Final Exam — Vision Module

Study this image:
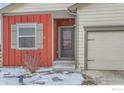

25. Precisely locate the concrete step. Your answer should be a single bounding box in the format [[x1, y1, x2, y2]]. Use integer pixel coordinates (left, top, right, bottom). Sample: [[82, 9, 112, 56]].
[[53, 63, 76, 71], [54, 60, 75, 64]]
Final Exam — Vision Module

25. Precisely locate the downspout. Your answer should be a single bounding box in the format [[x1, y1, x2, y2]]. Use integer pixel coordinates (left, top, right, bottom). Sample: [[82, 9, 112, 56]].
[[68, 8, 79, 69]]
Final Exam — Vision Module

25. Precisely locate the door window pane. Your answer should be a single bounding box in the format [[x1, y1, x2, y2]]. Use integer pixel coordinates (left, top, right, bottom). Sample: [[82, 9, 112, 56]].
[[62, 40, 72, 49], [63, 31, 72, 40]]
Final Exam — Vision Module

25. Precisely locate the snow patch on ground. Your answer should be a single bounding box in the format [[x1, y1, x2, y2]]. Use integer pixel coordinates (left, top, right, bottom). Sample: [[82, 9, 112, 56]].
[[0, 67, 84, 85]]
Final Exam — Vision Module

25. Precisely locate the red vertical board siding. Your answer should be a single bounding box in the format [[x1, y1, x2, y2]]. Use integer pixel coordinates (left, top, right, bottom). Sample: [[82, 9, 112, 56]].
[[47, 15, 52, 66], [3, 16, 9, 66], [54, 20, 58, 60], [3, 14, 52, 67], [54, 19, 75, 60], [9, 16, 15, 66], [15, 16, 22, 66]]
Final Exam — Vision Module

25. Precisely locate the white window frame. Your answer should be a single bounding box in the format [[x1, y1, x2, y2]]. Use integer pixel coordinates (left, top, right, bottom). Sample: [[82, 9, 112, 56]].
[[17, 23, 37, 50]]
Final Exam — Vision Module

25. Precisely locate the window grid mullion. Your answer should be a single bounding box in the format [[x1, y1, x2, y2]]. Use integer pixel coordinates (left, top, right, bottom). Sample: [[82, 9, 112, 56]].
[[18, 35, 36, 37]]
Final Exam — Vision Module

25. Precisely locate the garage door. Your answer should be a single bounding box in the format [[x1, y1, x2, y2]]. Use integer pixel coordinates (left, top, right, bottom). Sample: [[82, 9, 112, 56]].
[[88, 31, 124, 70]]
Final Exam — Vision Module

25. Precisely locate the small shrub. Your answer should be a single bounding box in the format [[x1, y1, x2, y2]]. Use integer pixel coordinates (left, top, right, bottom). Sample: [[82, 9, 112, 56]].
[[22, 53, 41, 73]]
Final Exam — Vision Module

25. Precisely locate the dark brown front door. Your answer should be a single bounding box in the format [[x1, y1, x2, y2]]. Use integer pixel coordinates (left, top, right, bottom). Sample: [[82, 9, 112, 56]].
[[60, 27, 74, 59]]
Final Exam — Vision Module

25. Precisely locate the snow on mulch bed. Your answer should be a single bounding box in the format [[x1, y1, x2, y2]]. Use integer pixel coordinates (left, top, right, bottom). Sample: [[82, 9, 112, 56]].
[[0, 67, 84, 85]]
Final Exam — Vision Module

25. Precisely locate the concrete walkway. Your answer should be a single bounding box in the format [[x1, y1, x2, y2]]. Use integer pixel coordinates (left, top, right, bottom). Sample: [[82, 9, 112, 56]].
[[84, 70, 124, 85]]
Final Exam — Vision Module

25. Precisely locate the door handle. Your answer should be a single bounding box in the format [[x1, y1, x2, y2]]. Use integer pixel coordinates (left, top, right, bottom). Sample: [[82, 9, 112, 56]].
[[88, 60, 95, 61], [88, 39, 95, 41]]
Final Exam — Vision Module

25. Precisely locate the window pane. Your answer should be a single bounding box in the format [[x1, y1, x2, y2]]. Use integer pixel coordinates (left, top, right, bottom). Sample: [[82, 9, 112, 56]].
[[19, 37, 35, 48], [19, 27, 35, 35], [61, 28, 73, 40]]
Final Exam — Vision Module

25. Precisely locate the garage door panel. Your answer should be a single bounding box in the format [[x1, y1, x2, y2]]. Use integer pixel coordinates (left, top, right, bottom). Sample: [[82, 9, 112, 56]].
[[88, 42, 124, 48], [88, 56, 124, 62], [89, 47, 124, 58], [88, 39, 124, 48], [88, 60, 124, 70], [88, 48, 124, 59], [88, 31, 124, 38], [88, 31, 124, 70]]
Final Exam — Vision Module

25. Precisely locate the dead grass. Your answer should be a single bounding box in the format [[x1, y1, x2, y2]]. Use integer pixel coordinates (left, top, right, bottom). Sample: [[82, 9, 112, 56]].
[[82, 74, 97, 85]]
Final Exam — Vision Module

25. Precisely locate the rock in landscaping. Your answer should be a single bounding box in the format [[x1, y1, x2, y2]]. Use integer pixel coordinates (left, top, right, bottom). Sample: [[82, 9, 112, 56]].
[[18, 75, 24, 84], [4, 73, 10, 76], [4, 75, 16, 78], [82, 80, 97, 85], [43, 71, 55, 75], [63, 71, 74, 75], [52, 77, 63, 82], [25, 74, 32, 78], [54, 70, 63, 74], [34, 81, 45, 85], [81, 74, 97, 85]]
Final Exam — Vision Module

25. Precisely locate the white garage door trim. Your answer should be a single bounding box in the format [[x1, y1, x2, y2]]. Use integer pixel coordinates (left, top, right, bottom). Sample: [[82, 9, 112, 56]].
[[84, 26, 124, 70], [85, 25, 124, 31]]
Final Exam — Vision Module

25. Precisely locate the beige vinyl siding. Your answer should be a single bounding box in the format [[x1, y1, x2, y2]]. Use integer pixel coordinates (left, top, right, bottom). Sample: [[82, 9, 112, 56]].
[[76, 14, 85, 68], [76, 3, 124, 69], [6, 3, 74, 13], [78, 3, 124, 25]]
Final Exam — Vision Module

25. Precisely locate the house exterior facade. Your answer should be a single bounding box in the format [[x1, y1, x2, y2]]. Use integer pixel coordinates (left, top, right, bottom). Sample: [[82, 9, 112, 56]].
[[1, 3, 124, 70]]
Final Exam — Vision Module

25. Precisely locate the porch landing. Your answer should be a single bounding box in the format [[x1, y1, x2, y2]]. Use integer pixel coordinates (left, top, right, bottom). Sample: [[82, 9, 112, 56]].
[[53, 60, 75, 71]]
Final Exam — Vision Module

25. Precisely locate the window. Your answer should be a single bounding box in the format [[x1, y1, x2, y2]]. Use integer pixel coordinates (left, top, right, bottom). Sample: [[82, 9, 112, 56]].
[[17, 23, 37, 49]]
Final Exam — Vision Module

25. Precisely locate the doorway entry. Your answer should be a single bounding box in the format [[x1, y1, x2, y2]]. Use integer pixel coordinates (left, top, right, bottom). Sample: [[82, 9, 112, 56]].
[[59, 26, 75, 60]]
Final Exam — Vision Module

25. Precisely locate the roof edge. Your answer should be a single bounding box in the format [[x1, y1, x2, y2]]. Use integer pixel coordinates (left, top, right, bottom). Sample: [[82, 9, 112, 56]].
[[68, 3, 83, 12], [0, 3, 80, 14], [0, 3, 24, 13]]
